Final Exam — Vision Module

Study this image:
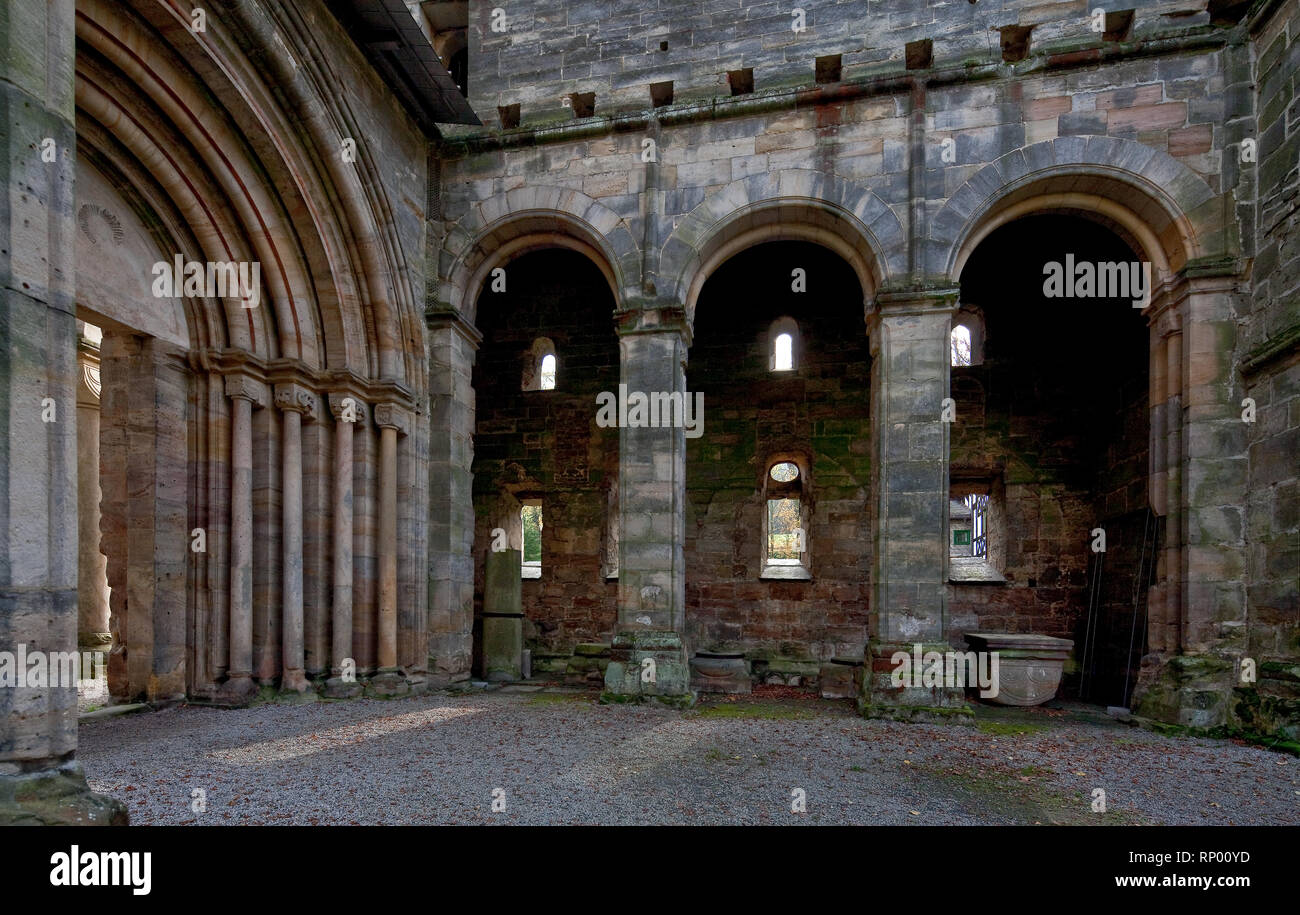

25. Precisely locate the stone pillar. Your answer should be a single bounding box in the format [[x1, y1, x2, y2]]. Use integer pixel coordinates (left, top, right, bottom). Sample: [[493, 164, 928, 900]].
[[860, 287, 971, 722], [325, 392, 363, 698], [603, 302, 692, 703], [370, 402, 409, 696], [274, 383, 315, 694], [482, 549, 523, 680], [425, 311, 479, 686], [1133, 263, 1249, 728], [76, 337, 110, 648], [0, 0, 126, 824], [219, 374, 264, 703]]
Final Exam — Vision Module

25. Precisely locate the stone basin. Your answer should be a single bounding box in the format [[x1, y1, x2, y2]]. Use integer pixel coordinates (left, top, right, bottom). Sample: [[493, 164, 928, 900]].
[[690, 650, 750, 694], [963, 631, 1074, 707]]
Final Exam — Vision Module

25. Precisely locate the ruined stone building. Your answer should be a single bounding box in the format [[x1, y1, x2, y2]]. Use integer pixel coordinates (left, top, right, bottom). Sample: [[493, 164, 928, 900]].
[[2, 0, 1297, 822]]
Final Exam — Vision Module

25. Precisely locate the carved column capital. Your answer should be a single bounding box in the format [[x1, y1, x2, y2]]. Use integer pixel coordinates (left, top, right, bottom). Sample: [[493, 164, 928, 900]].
[[273, 383, 318, 420], [374, 403, 410, 434], [327, 391, 367, 423], [224, 373, 267, 408]]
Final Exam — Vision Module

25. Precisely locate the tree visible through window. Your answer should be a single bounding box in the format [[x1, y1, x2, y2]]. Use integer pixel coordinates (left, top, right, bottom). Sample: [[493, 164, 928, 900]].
[[767, 498, 801, 558], [521, 501, 542, 577], [763, 461, 808, 577]]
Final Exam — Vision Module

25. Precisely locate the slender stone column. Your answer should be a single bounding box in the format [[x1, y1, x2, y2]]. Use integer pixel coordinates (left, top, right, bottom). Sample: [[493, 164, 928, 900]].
[[603, 301, 692, 702], [274, 383, 315, 693], [860, 286, 970, 722], [370, 403, 409, 696], [220, 375, 265, 703], [325, 392, 363, 698], [76, 337, 110, 648]]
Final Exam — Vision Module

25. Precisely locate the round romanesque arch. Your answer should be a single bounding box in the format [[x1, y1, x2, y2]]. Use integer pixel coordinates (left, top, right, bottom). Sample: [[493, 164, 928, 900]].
[[441, 186, 641, 324], [70, 0, 434, 704], [661, 170, 904, 322], [933, 136, 1217, 282]]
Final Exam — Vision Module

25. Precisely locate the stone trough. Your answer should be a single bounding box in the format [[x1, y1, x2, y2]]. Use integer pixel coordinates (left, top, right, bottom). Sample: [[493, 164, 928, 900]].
[[963, 632, 1074, 707]]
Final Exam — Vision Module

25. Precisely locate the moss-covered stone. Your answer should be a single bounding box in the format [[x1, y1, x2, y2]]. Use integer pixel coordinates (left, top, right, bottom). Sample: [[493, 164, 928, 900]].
[[0, 762, 128, 826]]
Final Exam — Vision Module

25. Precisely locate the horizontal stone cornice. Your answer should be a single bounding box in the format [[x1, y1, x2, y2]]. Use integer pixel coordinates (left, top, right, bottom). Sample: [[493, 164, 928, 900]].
[[425, 304, 484, 348], [198, 349, 417, 412]]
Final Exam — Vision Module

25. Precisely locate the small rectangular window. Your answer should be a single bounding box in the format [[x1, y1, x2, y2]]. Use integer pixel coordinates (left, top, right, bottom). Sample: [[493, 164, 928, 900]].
[[953, 529, 971, 546], [521, 500, 542, 579]]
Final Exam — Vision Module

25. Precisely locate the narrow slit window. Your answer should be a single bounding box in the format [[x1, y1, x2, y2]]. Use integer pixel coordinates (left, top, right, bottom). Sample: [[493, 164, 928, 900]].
[[521, 501, 542, 579], [769, 317, 799, 372], [539, 353, 556, 390], [774, 333, 793, 371], [951, 324, 972, 367]]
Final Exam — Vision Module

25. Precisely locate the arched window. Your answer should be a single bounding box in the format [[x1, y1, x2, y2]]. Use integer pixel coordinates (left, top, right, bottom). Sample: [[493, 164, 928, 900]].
[[522, 338, 557, 391], [951, 305, 986, 366], [769, 317, 799, 372], [951, 324, 972, 367], [761, 459, 811, 579]]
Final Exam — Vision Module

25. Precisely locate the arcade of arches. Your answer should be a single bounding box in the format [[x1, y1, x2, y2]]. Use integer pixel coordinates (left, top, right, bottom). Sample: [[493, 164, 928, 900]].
[[2, 0, 1297, 824]]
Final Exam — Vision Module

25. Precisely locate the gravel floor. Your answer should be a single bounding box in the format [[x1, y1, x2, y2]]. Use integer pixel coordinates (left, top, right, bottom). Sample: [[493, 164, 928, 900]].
[[76, 689, 1300, 825]]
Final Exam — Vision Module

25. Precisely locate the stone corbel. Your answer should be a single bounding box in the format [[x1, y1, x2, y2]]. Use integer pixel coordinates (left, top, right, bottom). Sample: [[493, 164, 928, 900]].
[[374, 403, 411, 435], [224, 373, 267, 408], [274, 382, 318, 421]]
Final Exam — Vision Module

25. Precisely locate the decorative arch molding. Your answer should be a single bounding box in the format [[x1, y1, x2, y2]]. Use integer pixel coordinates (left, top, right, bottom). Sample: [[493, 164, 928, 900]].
[[933, 136, 1218, 281], [75, 0, 425, 389], [442, 186, 639, 325], [661, 170, 904, 321]]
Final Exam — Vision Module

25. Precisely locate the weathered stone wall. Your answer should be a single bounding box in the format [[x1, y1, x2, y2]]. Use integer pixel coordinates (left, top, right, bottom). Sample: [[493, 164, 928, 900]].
[[686, 242, 872, 665], [1240, 1, 1300, 737], [442, 8, 1232, 299], [470, 250, 621, 660], [467, 0, 1220, 129]]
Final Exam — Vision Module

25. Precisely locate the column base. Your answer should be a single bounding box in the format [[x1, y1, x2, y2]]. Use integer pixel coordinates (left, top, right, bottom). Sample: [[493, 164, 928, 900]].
[[323, 676, 364, 699], [365, 669, 411, 698], [213, 674, 258, 707], [602, 631, 694, 705], [0, 760, 128, 826], [276, 671, 319, 703], [857, 640, 974, 724]]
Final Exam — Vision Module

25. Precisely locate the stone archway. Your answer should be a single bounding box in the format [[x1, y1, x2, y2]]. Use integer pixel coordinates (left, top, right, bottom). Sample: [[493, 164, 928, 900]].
[[661, 169, 903, 324], [939, 143, 1250, 727]]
